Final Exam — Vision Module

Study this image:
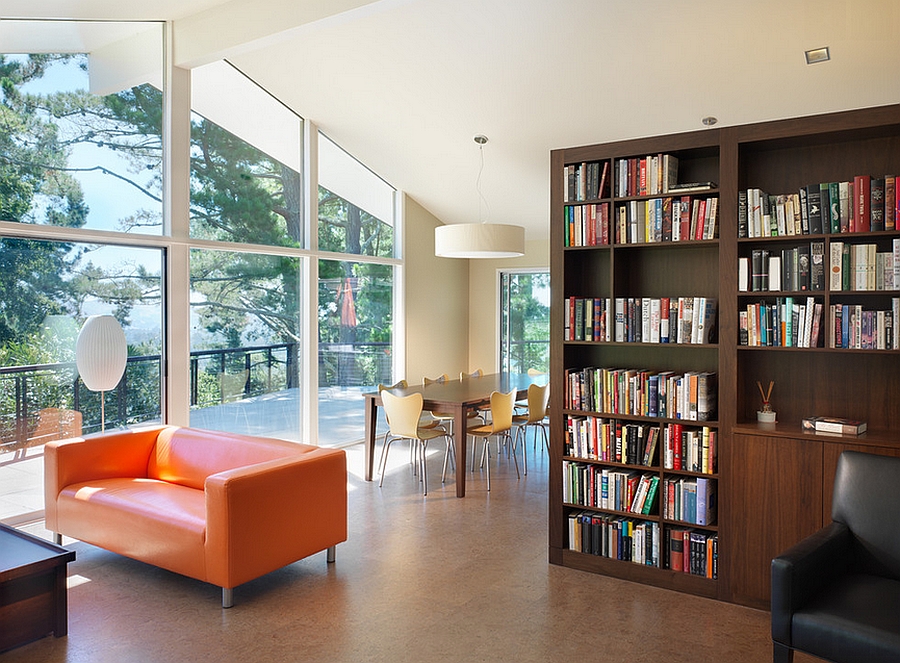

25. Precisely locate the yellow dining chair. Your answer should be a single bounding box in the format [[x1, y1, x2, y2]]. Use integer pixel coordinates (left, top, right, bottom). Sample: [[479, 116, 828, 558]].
[[378, 381, 438, 473], [466, 390, 517, 491], [460, 368, 491, 423], [379, 390, 451, 496], [511, 382, 550, 475]]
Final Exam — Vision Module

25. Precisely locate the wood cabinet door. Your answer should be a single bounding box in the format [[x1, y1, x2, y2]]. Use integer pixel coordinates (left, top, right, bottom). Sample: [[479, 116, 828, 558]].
[[727, 432, 823, 609]]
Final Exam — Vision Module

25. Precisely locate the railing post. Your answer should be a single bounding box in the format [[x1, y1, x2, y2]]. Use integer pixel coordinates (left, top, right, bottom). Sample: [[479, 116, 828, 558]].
[[118, 367, 127, 426], [244, 352, 251, 397]]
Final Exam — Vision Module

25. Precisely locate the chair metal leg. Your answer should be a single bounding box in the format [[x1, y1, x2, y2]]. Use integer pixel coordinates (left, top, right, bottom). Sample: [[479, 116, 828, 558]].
[[484, 437, 491, 491], [508, 431, 520, 479], [379, 435, 399, 487]]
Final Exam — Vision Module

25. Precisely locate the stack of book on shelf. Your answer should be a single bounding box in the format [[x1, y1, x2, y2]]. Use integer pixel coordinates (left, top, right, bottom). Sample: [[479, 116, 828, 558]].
[[801, 416, 868, 435], [739, 175, 900, 238], [562, 463, 660, 516], [663, 476, 717, 526], [564, 161, 609, 202], [829, 301, 898, 349], [565, 296, 716, 344], [564, 418, 659, 464], [565, 367, 718, 422], [615, 154, 680, 197], [564, 203, 609, 247], [568, 513, 660, 567], [829, 239, 900, 291], [616, 195, 718, 243], [564, 297, 611, 341], [667, 528, 717, 579], [739, 242, 826, 292], [740, 296, 823, 348]]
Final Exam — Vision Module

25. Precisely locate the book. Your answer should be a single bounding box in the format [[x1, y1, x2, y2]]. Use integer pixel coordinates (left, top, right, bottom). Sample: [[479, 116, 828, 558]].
[[801, 416, 868, 435]]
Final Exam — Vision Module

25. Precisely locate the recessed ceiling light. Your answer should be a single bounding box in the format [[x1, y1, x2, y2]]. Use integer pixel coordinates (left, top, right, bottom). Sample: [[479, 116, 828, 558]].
[[702, 116, 718, 127], [805, 47, 830, 65]]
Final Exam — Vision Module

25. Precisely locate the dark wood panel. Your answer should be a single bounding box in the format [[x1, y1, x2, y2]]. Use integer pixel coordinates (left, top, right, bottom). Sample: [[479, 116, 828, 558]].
[[727, 433, 823, 608]]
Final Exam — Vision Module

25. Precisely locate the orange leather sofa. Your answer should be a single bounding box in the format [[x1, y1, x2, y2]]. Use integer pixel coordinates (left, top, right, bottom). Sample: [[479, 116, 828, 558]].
[[44, 425, 347, 607]]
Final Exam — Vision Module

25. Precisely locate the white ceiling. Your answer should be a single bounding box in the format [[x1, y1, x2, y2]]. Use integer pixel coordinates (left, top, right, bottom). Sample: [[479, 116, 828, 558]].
[[7, 0, 900, 240]]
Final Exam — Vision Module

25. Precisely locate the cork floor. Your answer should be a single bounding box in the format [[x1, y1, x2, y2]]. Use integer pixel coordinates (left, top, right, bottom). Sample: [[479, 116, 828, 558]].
[[5, 438, 818, 663]]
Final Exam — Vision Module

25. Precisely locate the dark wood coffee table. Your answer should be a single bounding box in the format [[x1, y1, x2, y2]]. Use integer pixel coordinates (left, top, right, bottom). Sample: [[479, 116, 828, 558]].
[[0, 523, 76, 652]]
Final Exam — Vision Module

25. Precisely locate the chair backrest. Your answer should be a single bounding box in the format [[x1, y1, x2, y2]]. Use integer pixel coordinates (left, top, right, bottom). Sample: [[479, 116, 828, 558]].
[[381, 390, 425, 439], [378, 381, 408, 426], [379, 380, 408, 392], [832, 450, 900, 578], [525, 383, 550, 423], [423, 374, 448, 386], [489, 390, 516, 433], [460, 368, 483, 380]]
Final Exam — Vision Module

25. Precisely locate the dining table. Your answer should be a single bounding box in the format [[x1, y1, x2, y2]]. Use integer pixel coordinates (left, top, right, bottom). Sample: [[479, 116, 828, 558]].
[[363, 372, 545, 497]]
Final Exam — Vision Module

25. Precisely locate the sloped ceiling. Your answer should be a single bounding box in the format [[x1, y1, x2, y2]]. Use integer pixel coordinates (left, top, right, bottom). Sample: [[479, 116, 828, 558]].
[[6, 0, 900, 239]]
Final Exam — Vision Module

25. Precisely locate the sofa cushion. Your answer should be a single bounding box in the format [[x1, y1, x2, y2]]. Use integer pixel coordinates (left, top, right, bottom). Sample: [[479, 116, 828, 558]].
[[147, 426, 316, 490], [58, 477, 208, 580], [792, 573, 900, 663]]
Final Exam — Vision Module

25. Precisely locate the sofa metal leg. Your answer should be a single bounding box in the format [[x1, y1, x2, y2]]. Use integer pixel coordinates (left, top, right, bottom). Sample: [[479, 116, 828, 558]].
[[54, 532, 62, 545], [222, 587, 234, 609], [326, 545, 336, 563], [773, 642, 793, 663]]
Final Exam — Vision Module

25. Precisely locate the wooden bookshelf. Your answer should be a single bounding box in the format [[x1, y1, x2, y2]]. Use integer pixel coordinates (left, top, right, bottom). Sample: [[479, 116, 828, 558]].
[[549, 104, 900, 608]]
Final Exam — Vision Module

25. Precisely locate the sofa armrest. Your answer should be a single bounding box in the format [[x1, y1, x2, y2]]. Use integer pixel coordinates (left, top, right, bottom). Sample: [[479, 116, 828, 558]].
[[771, 521, 852, 646], [43, 426, 166, 531], [204, 447, 347, 589]]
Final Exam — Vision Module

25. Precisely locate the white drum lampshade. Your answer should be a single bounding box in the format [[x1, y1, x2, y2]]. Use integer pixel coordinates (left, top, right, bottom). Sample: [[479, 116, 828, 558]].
[[76, 315, 127, 392], [434, 222, 525, 258]]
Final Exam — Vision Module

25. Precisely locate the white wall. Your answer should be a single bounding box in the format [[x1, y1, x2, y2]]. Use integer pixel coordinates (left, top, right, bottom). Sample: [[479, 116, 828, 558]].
[[404, 197, 469, 383], [466, 238, 550, 373]]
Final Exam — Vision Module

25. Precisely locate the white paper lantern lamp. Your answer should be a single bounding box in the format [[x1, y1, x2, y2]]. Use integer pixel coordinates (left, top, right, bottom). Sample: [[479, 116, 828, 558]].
[[76, 315, 127, 431]]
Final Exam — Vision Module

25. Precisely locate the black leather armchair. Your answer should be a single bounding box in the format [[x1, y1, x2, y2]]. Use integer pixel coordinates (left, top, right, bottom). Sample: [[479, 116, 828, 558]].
[[771, 450, 900, 663]]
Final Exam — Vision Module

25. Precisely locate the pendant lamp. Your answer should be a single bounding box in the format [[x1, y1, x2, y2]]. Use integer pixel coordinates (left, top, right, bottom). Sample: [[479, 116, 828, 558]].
[[76, 315, 127, 432], [435, 135, 525, 258]]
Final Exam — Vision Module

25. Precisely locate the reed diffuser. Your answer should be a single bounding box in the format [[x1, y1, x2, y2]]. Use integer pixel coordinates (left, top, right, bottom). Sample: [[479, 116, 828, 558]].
[[757, 380, 776, 423]]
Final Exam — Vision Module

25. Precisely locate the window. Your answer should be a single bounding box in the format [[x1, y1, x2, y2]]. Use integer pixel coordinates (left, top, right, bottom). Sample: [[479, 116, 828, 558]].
[[0, 23, 404, 524], [317, 260, 393, 446], [190, 61, 304, 247], [500, 271, 550, 374], [0, 238, 163, 520], [189, 249, 301, 439], [0, 24, 164, 234]]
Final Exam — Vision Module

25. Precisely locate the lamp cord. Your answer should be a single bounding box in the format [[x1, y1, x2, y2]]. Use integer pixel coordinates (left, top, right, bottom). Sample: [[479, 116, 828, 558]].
[[476, 141, 490, 225]]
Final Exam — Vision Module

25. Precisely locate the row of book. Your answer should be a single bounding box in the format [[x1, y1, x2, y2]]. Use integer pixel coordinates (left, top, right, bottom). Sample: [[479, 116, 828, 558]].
[[563, 161, 609, 202], [740, 240, 900, 293], [563, 203, 609, 247], [566, 513, 718, 578], [568, 513, 661, 567], [739, 176, 900, 238], [564, 296, 717, 344], [740, 242, 826, 293], [662, 476, 717, 526], [563, 463, 660, 515], [831, 241, 900, 291], [615, 196, 718, 244], [829, 302, 899, 350], [740, 297, 823, 348], [614, 154, 680, 197], [564, 417, 717, 475], [565, 367, 718, 422]]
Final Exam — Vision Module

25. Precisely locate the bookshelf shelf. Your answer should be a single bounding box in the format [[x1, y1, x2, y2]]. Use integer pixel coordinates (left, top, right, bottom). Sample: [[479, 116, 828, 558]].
[[551, 103, 900, 608]]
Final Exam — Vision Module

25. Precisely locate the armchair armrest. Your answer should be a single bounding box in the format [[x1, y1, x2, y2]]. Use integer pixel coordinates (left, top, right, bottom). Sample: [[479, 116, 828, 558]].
[[43, 426, 165, 531], [204, 447, 347, 589], [771, 521, 852, 645]]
